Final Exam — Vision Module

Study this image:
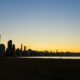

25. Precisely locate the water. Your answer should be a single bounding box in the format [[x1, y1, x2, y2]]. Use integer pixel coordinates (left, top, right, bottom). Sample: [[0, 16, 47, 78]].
[[18, 56, 80, 59]]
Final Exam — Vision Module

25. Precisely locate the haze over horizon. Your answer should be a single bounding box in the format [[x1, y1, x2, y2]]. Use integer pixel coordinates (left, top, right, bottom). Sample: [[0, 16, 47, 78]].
[[0, 0, 80, 52]]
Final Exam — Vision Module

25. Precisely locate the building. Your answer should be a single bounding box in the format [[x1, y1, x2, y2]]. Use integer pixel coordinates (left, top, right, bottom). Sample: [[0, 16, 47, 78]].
[[8, 40, 12, 49], [6, 40, 13, 56], [12, 44, 16, 56], [0, 44, 5, 56], [24, 46, 26, 51]]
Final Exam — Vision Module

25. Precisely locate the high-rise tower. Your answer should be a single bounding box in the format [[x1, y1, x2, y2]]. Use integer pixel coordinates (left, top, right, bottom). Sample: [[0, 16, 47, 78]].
[[21, 44, 23, 51], [8, 40, 12, 49]]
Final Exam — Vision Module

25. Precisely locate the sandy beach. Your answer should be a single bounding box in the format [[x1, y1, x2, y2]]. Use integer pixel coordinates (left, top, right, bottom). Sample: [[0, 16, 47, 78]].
[[0, 58, 80, 80]]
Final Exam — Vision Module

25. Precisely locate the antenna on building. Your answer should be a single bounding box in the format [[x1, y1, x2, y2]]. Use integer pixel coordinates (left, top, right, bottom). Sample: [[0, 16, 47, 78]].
[[0, 34, 1, 44]]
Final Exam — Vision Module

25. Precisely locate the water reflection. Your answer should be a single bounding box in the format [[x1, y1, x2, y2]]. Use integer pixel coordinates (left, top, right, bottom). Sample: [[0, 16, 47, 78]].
[[18, 56, 80, 59]]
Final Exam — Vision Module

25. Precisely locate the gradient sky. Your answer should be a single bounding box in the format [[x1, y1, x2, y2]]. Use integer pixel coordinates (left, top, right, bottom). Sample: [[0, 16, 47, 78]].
[[0, 0, 80, 52]]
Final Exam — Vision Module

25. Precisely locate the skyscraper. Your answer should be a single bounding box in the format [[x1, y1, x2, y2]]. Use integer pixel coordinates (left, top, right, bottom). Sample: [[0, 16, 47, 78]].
[[21, 44, 23, 51], [6, 40, 13, 56], [8, 40, 12, 49], [24, 46, 26, 51], [0, 44, 5, 56], [12, 44, 16, 56]]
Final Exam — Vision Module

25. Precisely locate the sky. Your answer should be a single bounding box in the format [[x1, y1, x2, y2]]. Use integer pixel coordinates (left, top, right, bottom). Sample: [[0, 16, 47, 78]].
[[0, 0, 80, 52]]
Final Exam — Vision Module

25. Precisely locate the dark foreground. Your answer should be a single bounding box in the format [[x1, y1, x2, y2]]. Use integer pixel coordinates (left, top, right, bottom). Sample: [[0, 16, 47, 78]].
[[0, 58, 80, 80]]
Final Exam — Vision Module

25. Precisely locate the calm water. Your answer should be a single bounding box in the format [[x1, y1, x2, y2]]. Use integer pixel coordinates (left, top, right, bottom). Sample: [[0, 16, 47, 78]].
[[18, 56, 80, 59]]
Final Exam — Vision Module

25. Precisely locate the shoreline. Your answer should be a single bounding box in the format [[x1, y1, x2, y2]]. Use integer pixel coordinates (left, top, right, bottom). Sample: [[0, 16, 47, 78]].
[[1, 56, 80, 60]]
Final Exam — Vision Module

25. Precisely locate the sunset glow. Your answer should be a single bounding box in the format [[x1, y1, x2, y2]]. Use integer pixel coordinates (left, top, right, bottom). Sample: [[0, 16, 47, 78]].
[[0, 0, 80, 52]]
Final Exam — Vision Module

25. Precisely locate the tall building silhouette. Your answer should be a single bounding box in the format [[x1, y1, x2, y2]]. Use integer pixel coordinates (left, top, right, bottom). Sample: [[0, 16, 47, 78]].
[[6, 40, 13, 56], [24, 46, 26, 51], [8, 40, 12, 49], [21, 44, 23, 51], [0, 44, 5, 56], [12, 44, 15, 51], [0, 35, 5, 56], [12, 44, 16, 56]]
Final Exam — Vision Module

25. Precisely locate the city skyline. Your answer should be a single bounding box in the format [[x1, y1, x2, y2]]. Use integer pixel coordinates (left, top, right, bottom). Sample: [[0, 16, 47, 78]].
[[0, 0, 80, 52], [1, 39, 80, 57], [0, 35, 80, 53]]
